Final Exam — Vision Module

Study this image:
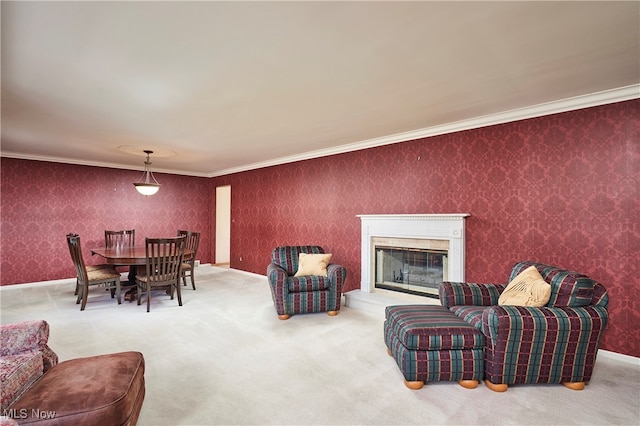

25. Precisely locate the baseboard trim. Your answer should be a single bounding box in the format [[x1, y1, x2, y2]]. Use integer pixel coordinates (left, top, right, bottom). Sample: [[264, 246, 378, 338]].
[[598, 349, 640, 365], [0, 277, 77, 290]]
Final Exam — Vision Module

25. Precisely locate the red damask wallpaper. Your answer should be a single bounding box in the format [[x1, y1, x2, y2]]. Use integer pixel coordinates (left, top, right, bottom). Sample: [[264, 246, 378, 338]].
[[213, 100, 639, 357], [0, 162, 212, 285], [1, 100, 638, 357]]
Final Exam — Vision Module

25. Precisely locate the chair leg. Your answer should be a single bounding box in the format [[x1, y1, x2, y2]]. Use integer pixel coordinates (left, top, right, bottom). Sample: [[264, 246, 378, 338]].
[[190, 271, 196, 290], [146, 283, 151, 312], [74, 280, 79, 296], [176, 280, 183, 307], [80, 284, 89, 311]]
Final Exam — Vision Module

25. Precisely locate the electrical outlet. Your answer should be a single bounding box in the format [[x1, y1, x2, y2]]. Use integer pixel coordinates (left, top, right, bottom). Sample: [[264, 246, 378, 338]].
[[194, 260, 200, 267]]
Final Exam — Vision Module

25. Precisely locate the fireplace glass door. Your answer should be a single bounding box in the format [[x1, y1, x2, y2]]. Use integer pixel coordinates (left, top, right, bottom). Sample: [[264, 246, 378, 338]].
[[375, 246, 448, 297]]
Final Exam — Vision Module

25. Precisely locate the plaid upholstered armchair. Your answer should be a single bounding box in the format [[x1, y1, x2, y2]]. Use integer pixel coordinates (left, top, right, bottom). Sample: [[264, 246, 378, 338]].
[[267, 246, 347, 320], [440, 261, 609, 392]]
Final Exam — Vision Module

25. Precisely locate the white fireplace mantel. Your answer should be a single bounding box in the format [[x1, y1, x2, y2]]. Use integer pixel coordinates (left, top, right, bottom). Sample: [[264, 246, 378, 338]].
[[357, 214, 470, 293]]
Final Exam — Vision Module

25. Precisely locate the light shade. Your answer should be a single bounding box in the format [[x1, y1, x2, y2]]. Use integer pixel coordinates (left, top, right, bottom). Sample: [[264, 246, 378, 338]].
[[134, 150, 161, 195]]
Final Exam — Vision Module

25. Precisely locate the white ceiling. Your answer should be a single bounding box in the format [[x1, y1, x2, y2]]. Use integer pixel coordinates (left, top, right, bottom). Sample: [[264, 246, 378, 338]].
[[2, 1, 639, 177]]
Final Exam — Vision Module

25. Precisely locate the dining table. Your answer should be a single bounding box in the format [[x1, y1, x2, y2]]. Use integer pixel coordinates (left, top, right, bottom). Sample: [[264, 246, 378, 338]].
[[90, 246, 194, 267], [90, 245, 193, 300]]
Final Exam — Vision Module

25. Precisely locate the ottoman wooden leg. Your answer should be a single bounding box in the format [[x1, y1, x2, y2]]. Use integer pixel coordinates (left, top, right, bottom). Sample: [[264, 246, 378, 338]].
[[562, 381, 585, 390], [458, 379, 479, 389], [404, 379, 424, 390]]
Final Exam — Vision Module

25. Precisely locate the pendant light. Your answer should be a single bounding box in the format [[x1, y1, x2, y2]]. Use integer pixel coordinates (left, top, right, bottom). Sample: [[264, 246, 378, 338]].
[[133, 150, 161, 195]]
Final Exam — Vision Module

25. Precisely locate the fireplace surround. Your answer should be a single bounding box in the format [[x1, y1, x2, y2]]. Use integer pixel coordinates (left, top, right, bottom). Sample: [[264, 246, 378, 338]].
[[357, 214, 470, 298]]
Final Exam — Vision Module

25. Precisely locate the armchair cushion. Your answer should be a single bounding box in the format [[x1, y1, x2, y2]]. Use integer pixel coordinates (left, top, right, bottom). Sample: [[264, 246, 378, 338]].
[[288, 275, 330, 292], [294, 253, 332, 277], [498, 265, 551, 307], [449, 305, 486, 330]]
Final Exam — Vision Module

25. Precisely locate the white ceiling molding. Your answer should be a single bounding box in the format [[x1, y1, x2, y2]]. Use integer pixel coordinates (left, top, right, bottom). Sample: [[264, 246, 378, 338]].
[[3, 84, 637, 178], [0, 151, 212, 178], [209, 84, 640, 178]]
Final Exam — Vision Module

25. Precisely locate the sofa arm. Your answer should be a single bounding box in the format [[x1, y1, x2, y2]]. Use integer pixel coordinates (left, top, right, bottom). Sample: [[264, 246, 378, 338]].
[[267, 262, 290, 314], [481, 305, 609, 385], [267, 263, 289, 292], [439, 282, 505, 308], [0, 320, 49, 356], [0, 320, 58, 372], [327, 263, 347, 294]]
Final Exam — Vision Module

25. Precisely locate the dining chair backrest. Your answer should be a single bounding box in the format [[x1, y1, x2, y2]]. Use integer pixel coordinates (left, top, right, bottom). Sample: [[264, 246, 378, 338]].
[[177, 230, 201, 262], [144, 236, 186, 285], [105, 229, 135, 249], [66, 233, 88, 284]]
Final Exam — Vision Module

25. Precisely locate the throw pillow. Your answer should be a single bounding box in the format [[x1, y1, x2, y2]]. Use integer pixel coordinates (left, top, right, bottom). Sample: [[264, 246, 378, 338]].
[[294, 253, 332, 277], [498, 265, 552, 307]]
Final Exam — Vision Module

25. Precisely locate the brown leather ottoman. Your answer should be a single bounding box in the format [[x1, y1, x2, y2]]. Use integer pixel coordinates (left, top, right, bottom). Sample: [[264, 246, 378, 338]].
[[8, 351, 145, 425]]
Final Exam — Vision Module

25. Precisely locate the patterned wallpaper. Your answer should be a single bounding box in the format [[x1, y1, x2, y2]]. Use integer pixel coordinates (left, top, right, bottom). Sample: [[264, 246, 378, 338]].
[[1, 100, 638, 357], [0, 162, 211, 285], [213, 100, 639, 357]]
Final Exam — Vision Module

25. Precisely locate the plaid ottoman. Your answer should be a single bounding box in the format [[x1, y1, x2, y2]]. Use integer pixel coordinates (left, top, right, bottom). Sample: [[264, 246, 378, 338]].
[[384, 305, 484, 390]]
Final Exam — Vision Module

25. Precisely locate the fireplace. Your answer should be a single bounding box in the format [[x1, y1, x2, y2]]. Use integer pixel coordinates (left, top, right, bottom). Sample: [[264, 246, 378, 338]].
[[374, 241, 448, 297], [357, 214, 469, 299]]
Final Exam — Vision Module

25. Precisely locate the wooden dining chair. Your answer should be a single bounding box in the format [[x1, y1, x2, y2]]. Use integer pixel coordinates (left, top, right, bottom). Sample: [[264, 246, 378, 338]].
[[135, 236, 186, 312], [104, 229, 135, 249], [67, 233, 112, 297], [177, 230, 201, 290], [66, 234, 121, 310]]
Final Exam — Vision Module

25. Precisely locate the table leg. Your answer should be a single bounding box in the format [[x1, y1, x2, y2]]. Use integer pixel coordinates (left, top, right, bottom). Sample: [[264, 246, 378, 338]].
[[124, 266, 138, 302]]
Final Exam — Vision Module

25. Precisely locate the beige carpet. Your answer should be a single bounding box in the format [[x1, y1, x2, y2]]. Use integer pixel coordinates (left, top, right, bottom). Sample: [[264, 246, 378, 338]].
[[1, 266, 639, 426]]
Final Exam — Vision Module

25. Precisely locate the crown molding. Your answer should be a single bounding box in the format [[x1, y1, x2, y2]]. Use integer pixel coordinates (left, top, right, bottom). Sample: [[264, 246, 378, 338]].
[[210, 84, 639, 177], [2, 84, 638, 178], [0, 152, 212, 178]]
